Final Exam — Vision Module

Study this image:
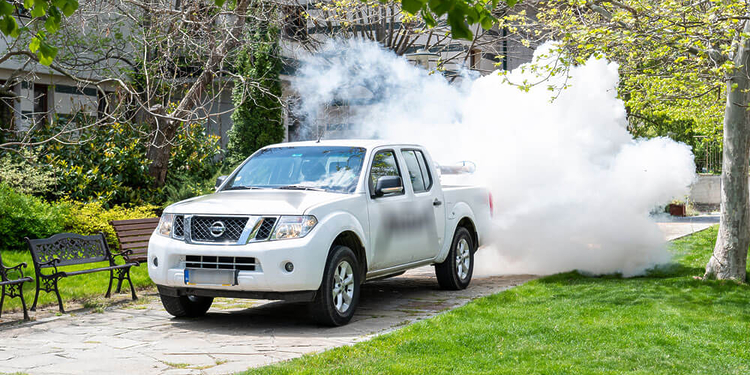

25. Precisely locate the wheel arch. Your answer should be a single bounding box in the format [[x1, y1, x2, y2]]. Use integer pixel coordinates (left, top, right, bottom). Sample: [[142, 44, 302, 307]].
[[457, 217, 479, 252], [331, 230, 367, 280]]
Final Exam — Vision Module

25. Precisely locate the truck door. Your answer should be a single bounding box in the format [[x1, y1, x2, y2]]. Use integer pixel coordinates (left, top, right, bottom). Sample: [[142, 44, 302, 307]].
[[401, 149, 446, 259], [366, 149, 422, 269]]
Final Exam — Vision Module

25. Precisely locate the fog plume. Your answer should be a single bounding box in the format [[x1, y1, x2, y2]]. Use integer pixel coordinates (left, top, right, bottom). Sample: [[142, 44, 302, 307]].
[[292, 39, 696, 277]]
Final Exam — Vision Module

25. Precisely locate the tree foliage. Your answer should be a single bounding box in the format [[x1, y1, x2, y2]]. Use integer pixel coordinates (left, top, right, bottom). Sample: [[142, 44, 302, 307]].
[[225, 26, 285, 166], [524, 0, 750, 280]]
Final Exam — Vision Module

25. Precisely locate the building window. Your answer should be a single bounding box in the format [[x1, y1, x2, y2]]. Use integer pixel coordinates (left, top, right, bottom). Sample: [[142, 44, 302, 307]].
[[470, 48, 481, 70]]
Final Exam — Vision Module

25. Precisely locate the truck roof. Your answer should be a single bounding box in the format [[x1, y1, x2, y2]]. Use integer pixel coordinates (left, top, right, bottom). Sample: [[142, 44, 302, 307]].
[[266, 139, 422, 150]]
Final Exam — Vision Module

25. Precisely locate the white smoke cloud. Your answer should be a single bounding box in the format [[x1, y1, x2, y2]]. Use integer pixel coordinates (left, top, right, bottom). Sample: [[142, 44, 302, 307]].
[[292, 39, 696, 277]]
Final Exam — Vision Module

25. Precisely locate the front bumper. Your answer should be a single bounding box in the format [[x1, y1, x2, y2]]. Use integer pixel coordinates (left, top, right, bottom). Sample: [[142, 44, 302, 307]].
[[147, 232, 328, 294]]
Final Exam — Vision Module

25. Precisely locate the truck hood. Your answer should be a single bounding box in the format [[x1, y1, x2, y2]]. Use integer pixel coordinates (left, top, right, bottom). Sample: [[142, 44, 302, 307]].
[[165, 190, 352, 216]]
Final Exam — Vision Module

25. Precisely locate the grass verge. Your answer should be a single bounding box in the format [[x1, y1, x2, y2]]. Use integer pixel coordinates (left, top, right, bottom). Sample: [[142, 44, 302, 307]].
[[1, 250, 152, 312], [244, 225, 750, 375]]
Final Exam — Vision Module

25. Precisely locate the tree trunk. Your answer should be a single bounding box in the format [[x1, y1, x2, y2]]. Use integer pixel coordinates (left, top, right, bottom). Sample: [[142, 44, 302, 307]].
[[146, 105, 176, 187], [145, 0, 252, 187], [704, 21, 750, 281]]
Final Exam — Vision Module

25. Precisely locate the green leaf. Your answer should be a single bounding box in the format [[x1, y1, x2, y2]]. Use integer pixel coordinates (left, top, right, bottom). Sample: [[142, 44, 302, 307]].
[[480, 14, 497, 30], [38, 42, 57, 65], [214, 0, 226, 6], [428, 0, 454, 16], [0, 1, 14, 17], [421, 7, 437, 28], [465, 7, 479, 24], [23, 0, 32, 9], [55, 0, 77, 17], [0, 15, 16, 36], [44, 7, 60, 33], [30, 0, 48, 17], [505, 0, 518, 6], [29, 35, 41, 52], [448, 10, 472, 39], [402, 0, 426, 14]]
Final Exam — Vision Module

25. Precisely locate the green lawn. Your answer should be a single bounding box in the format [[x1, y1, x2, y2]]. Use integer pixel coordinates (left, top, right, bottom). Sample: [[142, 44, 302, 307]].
[[1, 250, 152, 313], [245, 226, 750, 375]]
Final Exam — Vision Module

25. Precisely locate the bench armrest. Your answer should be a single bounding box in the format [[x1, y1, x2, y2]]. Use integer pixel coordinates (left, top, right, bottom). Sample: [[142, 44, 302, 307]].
[[36, 257, 61, 274], [4, 262, 28, 279], [111, 250, 132, 265]]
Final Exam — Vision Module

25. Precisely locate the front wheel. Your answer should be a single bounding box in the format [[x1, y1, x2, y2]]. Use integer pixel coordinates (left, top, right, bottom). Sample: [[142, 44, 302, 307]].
[[160, 294, 213, 318], [309, 245, 361, 326], [435, 226, 475, 290]]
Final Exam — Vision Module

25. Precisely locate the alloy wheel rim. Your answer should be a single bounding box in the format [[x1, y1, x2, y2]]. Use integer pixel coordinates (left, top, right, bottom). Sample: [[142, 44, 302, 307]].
[[332, 260, 355, 314], [455, 238, 471, 280]]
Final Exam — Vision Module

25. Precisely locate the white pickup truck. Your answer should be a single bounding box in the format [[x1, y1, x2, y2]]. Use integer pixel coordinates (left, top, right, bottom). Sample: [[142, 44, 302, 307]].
[[148, 140, 492, 326]]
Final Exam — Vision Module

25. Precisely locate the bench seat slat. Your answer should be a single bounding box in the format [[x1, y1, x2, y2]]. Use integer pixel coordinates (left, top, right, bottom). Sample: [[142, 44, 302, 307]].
[[119, 235, 152, 244], [63, 263, 137, 277], [110, 218, 160, 225], [112, 223, 161, 231], [118, 229, 157, 238], [121, 241, 150, 250]]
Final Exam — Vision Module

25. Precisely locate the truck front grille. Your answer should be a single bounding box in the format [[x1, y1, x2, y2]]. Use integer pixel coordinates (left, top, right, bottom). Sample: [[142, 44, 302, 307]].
[[191, 216, 249, 243], [173, 215, 185, 239], [185, 255, 256, 271], [254, 217, 277, 240]]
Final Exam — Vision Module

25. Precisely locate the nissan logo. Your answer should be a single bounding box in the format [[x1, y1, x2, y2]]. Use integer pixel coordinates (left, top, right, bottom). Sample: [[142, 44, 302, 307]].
[[209, 221, 226, 237]]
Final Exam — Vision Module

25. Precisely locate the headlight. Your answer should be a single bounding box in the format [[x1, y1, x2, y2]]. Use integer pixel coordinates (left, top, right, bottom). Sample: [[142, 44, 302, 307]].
[[271, 215, 318, 240], [158, 213, 175, 237]]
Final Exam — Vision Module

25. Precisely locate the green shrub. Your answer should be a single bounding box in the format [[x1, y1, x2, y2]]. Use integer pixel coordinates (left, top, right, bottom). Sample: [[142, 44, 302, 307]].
[[0, 182, 67, 251], [41, 122, 154, 206], [19, 119, 223, 207], [0, 182, 159, 251], [61, 200, 159, 248], [0, 150, 58, 196], [163, 122, 223, 204]]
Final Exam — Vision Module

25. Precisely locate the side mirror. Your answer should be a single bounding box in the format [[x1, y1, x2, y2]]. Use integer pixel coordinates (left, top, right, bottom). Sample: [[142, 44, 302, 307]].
[[215, 175, 228, 190], [374, 176, 403, 197]]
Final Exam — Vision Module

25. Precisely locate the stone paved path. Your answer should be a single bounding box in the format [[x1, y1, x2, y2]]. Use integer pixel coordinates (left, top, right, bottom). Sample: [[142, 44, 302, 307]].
[[654, 214, 719, 241], [0, 269, 535, 375], [0, 220, 716, 374]]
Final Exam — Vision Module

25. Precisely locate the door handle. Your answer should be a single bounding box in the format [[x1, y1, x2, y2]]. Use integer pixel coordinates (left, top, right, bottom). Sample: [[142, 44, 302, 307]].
[[433, 199, 443, 206]]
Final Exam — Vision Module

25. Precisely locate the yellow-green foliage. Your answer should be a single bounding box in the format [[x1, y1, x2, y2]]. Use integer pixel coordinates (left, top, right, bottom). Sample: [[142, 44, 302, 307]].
[[61, 200, 159, 248], [0, 182, 158, 251]]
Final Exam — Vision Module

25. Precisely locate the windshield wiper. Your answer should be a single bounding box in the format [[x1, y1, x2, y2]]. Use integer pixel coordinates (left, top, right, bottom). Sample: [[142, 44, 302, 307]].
[[225, 186, 266, 190], [276, 185, 327, 192]]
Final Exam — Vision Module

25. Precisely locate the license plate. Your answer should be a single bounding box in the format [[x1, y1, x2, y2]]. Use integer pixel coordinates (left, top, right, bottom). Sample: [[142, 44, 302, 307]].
[[184, 268, 237, 286]]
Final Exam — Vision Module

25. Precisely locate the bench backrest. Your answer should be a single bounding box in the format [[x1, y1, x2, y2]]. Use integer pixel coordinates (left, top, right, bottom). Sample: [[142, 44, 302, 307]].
[[0, 251, 8, 281], [109, 217, 159, 262], [26, 232, 111, 268]]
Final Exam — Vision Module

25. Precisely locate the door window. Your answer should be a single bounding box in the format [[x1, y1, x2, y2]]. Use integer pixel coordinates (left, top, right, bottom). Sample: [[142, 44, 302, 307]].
[[401, 150, 432, 193], [401, 150, 427, 193], [369, 150, 402, 196]]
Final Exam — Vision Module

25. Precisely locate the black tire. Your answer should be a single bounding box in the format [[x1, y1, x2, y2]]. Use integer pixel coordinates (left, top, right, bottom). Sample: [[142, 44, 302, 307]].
[[159, 294, 214, 318], [309, 245, 361, 326], [435, 226, 475, 290]]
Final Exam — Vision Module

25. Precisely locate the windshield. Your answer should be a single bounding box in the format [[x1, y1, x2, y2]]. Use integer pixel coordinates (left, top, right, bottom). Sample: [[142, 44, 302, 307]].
[[225, 146, 366, 193]]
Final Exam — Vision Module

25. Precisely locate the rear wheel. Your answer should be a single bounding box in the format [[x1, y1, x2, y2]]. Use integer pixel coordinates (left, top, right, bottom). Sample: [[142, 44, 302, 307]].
[[160, 294, 213, 318], [435, 226, 474, 290], [309, 245, 360, 326]]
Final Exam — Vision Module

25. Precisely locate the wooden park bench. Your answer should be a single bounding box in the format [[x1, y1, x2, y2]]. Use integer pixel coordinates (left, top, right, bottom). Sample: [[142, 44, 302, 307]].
[[109, 217, 159, 293], [26, 232, 138, 313], [0, 252, 32, 320], [109, 217, 160, 265]]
